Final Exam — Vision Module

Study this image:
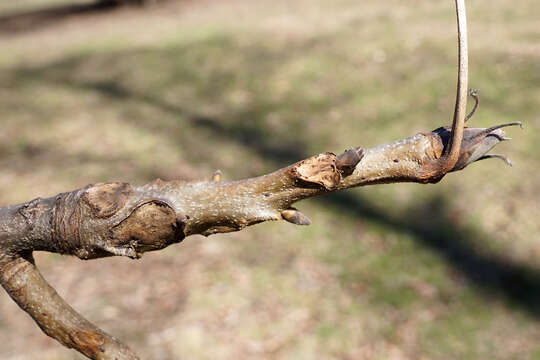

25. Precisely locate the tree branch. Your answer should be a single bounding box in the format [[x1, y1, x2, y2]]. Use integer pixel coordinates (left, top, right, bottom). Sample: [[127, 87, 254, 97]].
[[0, 253, 139, 359], [0, 1, 523, 359], [0, 120, 520, 359]]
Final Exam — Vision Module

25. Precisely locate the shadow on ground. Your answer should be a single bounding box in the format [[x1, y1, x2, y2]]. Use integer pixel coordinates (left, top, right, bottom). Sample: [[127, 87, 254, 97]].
[[324, 192, 540, 317], [0, 0, 143, 34]]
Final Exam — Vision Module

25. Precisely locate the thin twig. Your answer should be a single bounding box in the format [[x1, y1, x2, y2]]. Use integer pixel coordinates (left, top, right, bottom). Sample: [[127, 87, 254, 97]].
[[441, 0, 469, 173], [465, 88, 479, 122]]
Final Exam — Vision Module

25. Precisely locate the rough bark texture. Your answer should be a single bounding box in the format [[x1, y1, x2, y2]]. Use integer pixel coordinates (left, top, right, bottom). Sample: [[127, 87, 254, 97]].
[[0, 254, 139, 359], [0, 123, 518, 359], [0, 1, 522, 358]]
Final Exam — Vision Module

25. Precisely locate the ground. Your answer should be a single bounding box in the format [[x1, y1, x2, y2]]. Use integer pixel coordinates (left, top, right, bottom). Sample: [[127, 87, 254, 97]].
[[0, 0, 539, 359]]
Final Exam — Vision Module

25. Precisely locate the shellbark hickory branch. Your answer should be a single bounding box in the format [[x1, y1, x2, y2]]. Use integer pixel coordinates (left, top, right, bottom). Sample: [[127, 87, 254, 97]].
[[0, 120, 521, 360], [1, 122, 520, 261], [0, 0, 523, 357]]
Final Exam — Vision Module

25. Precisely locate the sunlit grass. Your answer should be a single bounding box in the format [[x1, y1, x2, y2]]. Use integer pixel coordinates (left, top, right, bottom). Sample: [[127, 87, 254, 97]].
[[0, 0, 539, 359]]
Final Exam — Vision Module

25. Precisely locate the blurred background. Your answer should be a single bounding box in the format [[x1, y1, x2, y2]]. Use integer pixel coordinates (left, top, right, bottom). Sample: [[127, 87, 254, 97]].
[[0, 0, 539, 359]]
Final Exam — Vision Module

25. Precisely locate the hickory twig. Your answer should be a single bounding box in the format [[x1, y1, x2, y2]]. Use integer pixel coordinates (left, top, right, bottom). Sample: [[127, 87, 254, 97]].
[[0, 0, 522, 359]]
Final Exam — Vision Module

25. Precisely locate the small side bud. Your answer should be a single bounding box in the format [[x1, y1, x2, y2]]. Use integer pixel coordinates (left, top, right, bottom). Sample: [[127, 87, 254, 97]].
[[335, 146, 364, 177], [281, 208, 311, 226], [465, 88, 480, 122], [212, 170, 222, 182]]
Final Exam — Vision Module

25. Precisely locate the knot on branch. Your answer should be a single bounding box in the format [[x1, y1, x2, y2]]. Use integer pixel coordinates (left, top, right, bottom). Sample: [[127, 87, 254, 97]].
[[82, 182, 132, 218], [290, 152, 341, 190], [290, 149, 364, 190], [50, 183, 135, 258], [110, 201, 187, 258], [68, 329, 105, 358], [51, 183, 188, 259]]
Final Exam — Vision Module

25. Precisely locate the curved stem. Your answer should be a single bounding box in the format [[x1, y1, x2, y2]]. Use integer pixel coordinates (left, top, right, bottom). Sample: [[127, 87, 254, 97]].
[[465, 89, 479, 122], [0, 254, 139, 360], [441, 0, 469, 172]]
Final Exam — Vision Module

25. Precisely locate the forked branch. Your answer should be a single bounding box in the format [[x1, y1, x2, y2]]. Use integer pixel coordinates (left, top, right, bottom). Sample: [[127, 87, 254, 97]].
[[0, 0, 522, 359], [0, 121, 520, 359]]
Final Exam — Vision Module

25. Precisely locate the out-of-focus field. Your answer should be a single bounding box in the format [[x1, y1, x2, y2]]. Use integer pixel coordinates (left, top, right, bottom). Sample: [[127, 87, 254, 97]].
[[0, 0, 539, 359]]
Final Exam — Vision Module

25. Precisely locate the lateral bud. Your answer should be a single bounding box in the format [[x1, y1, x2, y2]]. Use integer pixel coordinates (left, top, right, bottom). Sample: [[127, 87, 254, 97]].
[[212, 170, 222, 182], [335, 146, 364, 177], [281, 208, 311, 226]]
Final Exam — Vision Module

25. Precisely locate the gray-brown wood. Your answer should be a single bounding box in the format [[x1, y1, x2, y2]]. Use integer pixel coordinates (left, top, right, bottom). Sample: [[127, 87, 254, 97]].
[[0, 1, 522, 359], [0, 122, 518, 359]]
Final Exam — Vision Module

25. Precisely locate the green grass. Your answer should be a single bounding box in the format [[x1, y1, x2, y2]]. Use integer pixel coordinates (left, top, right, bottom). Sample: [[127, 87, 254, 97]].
[[0, 0, 539, 359]]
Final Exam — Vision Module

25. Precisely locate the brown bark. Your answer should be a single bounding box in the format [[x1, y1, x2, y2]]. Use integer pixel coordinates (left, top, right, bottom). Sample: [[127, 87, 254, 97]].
[[0, 122, 519, 359], [0, 1, 523, 358], [0, 254, 139, 359]]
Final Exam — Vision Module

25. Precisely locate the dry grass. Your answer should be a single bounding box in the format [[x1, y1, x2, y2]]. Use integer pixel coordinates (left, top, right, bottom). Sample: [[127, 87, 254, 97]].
[[0, 0, 539, 359]]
